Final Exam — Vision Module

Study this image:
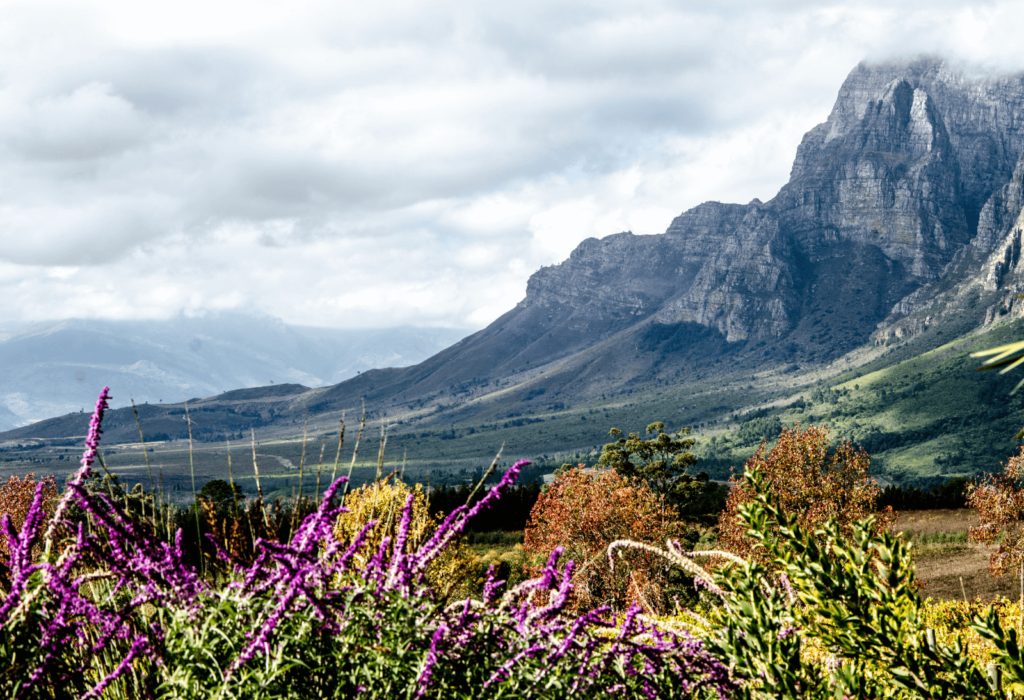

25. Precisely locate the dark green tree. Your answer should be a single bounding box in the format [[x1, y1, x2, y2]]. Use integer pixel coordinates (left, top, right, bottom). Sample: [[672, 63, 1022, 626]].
[[598, 422, 725, 513], [198, 479, 244, 516]]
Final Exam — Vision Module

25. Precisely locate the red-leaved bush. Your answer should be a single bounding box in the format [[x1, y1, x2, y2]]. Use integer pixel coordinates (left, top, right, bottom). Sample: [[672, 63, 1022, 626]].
[[719, 424, 894, 564], [523, 465, 686, 614], [0, 472, 58, 562], [968, 445, 1024, 576]]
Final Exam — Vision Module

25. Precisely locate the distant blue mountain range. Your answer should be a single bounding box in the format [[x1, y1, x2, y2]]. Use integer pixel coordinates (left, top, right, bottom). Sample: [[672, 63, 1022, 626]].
[[0, 314, 470, 429]]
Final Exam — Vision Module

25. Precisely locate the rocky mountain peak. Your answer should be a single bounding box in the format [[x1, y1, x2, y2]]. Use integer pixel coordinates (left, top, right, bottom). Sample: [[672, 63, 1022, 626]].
[[512, 57, 1024, 357]]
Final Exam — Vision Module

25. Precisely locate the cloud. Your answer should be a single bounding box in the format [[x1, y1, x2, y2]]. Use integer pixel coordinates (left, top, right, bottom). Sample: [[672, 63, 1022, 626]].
[[3, 82, 146, 160], [1, 0, 1024, 328]]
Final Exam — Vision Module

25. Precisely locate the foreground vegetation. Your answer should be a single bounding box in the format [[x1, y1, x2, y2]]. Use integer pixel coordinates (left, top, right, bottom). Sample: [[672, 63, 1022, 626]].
[[9, 389, 1024, 697]]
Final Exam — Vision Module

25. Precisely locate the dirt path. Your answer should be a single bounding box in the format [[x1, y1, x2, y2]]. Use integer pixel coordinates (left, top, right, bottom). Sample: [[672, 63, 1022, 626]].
[[256, 453, 296, 470]]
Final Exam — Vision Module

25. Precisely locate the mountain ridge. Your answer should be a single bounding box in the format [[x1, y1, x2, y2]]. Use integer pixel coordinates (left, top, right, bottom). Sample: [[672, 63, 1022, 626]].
[[0, 315, 470, 425]]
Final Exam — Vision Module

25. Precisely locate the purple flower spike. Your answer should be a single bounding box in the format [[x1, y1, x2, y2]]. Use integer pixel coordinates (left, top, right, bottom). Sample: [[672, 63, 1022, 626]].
[[44, 386, 111, 546], [411, 460, 529, 575], [0, 387, 213, 697], [81, 386, 111, 468], [777, 626, 798, 640]]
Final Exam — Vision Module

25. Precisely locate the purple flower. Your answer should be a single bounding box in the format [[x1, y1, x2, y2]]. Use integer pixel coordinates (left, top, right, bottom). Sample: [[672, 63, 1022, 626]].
[[1, 387, 198, 697], [777, 626, 798, 640], [43, 386, 111, 545], [1, 406, 741, 699]]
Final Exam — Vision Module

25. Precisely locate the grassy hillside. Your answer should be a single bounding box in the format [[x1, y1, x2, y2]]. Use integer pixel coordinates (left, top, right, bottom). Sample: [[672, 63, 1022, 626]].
[[703, 318, 1024, 485], [548, 316, 1024, 486]]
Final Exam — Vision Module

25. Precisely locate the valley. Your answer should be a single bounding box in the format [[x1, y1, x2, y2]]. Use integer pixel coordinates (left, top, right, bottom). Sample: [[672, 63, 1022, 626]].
[[3, 310, 1023, 500]]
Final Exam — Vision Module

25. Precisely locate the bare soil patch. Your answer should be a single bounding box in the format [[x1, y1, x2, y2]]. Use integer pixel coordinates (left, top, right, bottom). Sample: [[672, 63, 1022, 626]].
[[900, 509, 1020, 602], [914, 543, 1020, 602]]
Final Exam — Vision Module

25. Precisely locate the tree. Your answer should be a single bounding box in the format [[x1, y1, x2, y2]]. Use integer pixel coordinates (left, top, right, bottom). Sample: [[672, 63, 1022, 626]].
[[427, 479, 542, 532], [598, 421, 724, 511], [599, 422, 696, 483], [968, 446, 1024, 576], [198, 479, 245, 515], [719, 424, 894, 563], [523, 465, 690, 614]]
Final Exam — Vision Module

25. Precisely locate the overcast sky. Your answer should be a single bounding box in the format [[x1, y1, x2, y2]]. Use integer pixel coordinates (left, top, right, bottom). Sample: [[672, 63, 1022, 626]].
[[2, 1, 1024, 330]]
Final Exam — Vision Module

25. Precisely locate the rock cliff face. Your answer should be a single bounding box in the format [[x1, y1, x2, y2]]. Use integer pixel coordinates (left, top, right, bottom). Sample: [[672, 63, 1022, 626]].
[[516, 57, 1024, 355]]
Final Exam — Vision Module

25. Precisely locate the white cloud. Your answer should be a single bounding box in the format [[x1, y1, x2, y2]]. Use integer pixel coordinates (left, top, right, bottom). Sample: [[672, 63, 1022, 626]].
[[2, 82, 146, 161], [0, 0, 1023, 329]]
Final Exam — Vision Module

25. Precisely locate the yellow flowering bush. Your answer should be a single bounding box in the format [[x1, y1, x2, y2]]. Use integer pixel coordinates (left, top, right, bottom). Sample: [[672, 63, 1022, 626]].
[[334, 479, 472, 599]]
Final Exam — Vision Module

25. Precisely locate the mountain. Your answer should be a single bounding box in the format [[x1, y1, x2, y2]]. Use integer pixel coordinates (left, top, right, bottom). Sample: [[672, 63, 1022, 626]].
[[8, 56, 1024, 487], [0, 315, 469, 424], [304, 57, 1024, 409]]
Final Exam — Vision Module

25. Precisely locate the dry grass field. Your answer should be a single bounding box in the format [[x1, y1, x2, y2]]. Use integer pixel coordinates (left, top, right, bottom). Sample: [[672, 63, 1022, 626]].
[[899, 509, 1024, 602], [898, 509, 976, 542]]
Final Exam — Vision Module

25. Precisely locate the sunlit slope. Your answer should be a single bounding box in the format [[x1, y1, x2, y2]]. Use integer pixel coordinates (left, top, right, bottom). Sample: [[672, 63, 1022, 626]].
[[768, 320, 1024, 482]]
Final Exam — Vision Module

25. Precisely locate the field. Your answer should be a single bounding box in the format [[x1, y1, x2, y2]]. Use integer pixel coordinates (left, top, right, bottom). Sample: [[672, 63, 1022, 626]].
[[897, 509, 1021, 602], [4, 316, 1024, 506]]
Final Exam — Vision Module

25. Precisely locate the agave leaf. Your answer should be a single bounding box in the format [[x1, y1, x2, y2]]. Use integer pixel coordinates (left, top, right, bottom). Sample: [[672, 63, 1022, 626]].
[[972, 340, 1024, 360], [977, 355, 1024, 372], [1000, 354, 1024, 375], [973, 342, 1024, 374]]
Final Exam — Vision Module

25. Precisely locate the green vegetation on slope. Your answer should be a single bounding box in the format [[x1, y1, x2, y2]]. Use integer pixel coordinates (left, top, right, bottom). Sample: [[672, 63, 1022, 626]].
[[799, 320, 1024, 482]]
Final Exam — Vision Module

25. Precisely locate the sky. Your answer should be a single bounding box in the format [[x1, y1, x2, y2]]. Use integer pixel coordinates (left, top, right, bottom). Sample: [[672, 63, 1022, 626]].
[[2, 1, 1024, 331]]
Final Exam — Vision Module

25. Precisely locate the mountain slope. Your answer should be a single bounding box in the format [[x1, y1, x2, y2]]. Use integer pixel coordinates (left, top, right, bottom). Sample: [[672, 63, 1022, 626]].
[[301, 57, 1024, 415]]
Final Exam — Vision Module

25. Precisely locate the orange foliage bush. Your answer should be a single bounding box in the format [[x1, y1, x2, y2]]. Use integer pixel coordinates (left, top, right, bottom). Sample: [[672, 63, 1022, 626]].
[[968, 445, 1024, 576], [523, 465, 686, 614], [0, 472, 59, 560], [719, 424, 894, 564]]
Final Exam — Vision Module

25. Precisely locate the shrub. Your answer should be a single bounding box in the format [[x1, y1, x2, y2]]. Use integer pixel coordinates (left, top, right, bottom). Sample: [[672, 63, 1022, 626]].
[[463, 543, 531, 595], [195, 488, 286, 571], [718, 424, 894, 564], [523, 465, 690, 614], [644, 467, 1000, 699], [0, 473, 58, 565], [335, 478, 471, 599], [968, 445, 1024, 576]]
